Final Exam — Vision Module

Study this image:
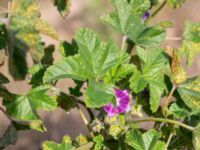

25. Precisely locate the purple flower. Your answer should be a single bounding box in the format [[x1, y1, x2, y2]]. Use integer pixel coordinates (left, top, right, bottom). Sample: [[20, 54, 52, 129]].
[[103, 89, 131, 117], [142, 12, 150, 21]]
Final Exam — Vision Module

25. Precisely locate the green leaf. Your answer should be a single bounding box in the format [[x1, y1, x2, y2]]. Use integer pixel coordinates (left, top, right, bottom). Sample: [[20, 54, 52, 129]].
[[44, 28, 128, 83], [11, 119, 46, 132], [76, 142, 94, 150], [28, 64, 48, 87], [35, 19, 58, 40], [130, 47, 169, 112], [28, 45, 55, 86], [180, 21, 200, 66], [167, 0, 185, 8], [104, 64, 136, 83], [101, 0, 146, 41], [41, 45, 55, 65], [169, 103, 190, 118], [57, 92, 76, 111], [85, 80, 114, 108], [125, 129, 166, 150], [178, 76, 200, 114], [8, 37, 28, 80], [183, 21, 200, 42], [43, 135, 75, 150], [101, 0, 166, 47], [3, 85, 57, 121], [69, 80, 83, 97], [193, 123, 200, 150], [130, 70, 148, 93], [0, 73, 9, 84], [53, 0, 71, 18], [0, 125, 17, 149], [75, 28, 128, 78], [130, 0, 151, 16], [43, 55, 88, 83], [136, 25, 166, 47], [93, 135, 105, 150], [0, 23, 7, 50], [59, 40, 78, 57], [10, 0, 57, 62]]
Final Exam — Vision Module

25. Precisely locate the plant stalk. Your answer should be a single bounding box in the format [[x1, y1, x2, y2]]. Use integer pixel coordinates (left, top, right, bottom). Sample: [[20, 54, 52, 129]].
[[147, 0, 167, 23], [164, 84, 176, 107], [8, 0, 12, 19], [166, 37, 183, 41], [132, 117, 194, 131], [121, 35, 127, 51], [76, 104, 94, 137], [165, 133, 173, 150]]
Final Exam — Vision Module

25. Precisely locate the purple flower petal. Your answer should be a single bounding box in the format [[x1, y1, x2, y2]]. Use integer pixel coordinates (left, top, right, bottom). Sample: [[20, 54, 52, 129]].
[[104, 89, 131, 117], [142, 12, 150, 21], [103, 103, 116, 117]]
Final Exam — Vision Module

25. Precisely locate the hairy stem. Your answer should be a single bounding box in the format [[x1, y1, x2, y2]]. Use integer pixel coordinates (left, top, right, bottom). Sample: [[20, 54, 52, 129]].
[[132, 117, 194, 131], [121, 35, 127, 51], [165, 133, 173, 150], [164, 84, 177, 107]]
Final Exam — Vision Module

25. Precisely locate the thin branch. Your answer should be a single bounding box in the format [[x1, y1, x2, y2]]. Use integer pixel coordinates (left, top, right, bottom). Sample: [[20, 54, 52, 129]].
[[132, 117, 194, 131]]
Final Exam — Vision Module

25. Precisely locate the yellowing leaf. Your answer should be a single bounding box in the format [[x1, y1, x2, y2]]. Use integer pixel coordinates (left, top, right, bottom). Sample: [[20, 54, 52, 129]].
[[10, 0, 57, 62], [180, 21, 200, 66], [167, 0, 186, 8], [178, 77, 200, 114], [35, 19, 58, 40], [171, 49, 187, 84]]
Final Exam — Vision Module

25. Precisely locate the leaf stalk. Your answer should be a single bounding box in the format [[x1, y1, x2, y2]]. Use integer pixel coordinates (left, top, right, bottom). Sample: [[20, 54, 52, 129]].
[[132, 117, 194, 131]]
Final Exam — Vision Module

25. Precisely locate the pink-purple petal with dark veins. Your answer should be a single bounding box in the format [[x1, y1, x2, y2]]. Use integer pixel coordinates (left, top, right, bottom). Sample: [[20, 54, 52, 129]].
[[103, 89, 131, 117]]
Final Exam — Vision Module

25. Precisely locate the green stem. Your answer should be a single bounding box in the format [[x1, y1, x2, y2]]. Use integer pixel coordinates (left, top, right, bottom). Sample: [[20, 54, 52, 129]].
[[147, 0, 167, 23], [8, 0, 12, 19], [132, 117, 194, 131], [121, 35, 127, 51], [165, 133, 173, 150], [76, 104, 94, 137]]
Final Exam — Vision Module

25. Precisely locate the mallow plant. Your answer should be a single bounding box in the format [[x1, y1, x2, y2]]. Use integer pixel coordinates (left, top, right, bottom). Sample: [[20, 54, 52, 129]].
[[1, 0, 200, 149]]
